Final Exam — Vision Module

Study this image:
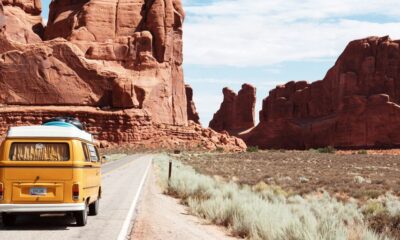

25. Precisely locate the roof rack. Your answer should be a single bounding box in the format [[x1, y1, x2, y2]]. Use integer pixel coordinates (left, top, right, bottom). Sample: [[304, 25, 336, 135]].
[[7, 125, 94, 142], [7, 117, 92, 142]]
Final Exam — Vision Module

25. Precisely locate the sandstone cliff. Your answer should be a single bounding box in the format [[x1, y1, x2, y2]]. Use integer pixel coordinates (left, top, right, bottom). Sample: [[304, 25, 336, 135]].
[[209, 84, 256, 134], [246, 36, 400, 149], [0, 0, 245, 151], [1, 0, 186, 125], [0, 0, 43, 43]]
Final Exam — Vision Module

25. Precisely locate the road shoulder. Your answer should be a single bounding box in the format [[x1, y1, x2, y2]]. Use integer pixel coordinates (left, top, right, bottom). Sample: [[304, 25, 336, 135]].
[[131, 167, 240, 240]]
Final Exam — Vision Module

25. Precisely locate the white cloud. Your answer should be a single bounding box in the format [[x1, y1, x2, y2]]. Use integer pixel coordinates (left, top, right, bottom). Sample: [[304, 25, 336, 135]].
[[183, 0, 400, 67], [188, 77, 282, 89]]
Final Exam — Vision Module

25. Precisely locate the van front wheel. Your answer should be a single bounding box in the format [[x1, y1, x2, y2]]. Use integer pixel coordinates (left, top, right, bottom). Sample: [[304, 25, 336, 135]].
[[89, 199, 99, 216], [2, 213, 17, 227], [74, 204, 88, 226]]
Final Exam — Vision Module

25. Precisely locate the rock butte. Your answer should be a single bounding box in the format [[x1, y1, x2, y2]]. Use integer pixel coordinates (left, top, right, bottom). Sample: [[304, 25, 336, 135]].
[[0, 0, 246, 151], [211, 36, 400, 150], [209, 84, 256, 135]]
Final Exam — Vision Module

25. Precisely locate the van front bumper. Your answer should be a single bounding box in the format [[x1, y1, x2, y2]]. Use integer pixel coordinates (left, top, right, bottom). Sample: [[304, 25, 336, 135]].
[[0, 203, 85, 213]]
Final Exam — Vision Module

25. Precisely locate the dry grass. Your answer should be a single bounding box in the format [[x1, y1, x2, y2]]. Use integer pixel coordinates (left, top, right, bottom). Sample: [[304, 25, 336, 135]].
[[362, 195, 400, 239], [154, 154, 397, 240]]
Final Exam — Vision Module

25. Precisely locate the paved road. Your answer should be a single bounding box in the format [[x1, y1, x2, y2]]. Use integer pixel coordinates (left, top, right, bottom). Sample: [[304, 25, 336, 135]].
[[0, 154, 153, 240]]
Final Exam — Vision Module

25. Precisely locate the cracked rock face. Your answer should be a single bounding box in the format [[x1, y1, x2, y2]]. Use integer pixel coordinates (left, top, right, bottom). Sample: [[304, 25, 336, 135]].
[[0, 0, 186, 125], [0, 2, 5, 34], [44, 0, 184, 64], [0, 0, 43, 43], [245, 36, 400, 149], [0, 0, 246, 151]]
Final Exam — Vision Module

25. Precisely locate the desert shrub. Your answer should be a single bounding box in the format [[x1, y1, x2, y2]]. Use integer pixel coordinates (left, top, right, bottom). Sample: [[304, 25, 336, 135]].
[[252, 181, 288, 202], [367, 213, 400, 240], [316, 146, 336, 154], [358, 150, 368, 154], [384, 194, 400, 217], [247, 146, 259, 152], [216, 147, 224, 153], [354, 175, 367, 184], [354, 189, 383, 199], [361, 194, 400, 239], [356, 195, 400, 239], [362, 201, 387, 216], [153, 155, 394, 240]]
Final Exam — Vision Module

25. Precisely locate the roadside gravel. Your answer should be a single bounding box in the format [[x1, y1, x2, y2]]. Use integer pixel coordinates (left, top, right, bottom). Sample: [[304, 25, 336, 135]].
[[131, 168, 240, 240]]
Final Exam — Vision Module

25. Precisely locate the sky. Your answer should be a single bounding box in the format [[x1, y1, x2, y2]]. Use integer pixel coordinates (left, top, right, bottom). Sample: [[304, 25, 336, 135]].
[[41, 0, 400, 126]]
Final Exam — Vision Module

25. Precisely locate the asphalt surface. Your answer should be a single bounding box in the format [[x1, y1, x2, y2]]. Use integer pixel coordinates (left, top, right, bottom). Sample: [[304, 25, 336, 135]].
[[0, 154, 153, 240]]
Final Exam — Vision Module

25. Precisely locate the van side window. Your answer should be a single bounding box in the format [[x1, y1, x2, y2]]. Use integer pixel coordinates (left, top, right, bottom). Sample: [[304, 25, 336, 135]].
[[87, 144, 99, 162], [82, 143, 90, 162]]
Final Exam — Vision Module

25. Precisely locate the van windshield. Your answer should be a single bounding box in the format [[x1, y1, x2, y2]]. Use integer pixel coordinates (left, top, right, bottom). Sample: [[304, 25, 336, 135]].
[[9, 143, 70, 161]]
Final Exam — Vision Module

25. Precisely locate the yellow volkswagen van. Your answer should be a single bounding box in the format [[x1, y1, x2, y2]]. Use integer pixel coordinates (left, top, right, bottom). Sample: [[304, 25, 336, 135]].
[[0, 118, 101, 227]]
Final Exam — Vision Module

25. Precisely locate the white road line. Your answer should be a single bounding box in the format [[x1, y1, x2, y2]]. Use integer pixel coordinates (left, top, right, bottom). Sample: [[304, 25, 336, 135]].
[[117, 157, 152, 240]]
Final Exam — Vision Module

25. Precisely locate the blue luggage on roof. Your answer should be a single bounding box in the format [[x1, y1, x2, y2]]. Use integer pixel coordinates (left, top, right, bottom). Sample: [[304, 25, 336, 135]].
[[43, 121, 77, 128], [42, 117, 85, 130]]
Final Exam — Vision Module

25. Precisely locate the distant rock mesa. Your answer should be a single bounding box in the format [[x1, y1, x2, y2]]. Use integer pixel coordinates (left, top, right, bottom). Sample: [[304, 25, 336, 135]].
[[212, 36, 400, 150], [253, 36, 400, 149], [0, 0, 245, 151]]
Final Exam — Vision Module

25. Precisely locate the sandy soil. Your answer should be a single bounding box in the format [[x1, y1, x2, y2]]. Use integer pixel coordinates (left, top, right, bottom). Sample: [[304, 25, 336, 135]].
[[178, 151, 400, 199], [131, 169, 240, 240]]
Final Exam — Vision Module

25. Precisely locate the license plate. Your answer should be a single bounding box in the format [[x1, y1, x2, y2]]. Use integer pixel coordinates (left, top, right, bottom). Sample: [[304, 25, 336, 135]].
[[30, 187, 47, 196]]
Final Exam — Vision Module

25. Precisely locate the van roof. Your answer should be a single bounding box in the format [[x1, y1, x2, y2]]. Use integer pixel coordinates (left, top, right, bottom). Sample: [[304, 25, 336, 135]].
[[7, 125, 94, 142]]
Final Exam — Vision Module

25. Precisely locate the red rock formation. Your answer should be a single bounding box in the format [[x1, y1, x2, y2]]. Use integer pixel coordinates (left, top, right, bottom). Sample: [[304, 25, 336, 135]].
[[185, 84, 200, 124], [0, 0, 184, 122], [209, 84, 256, 134], [0, 0, 246, 151], [0, 2, 5, 33], [246, 36, 400, 149], [0, 0, 43, 43], [0, 0, 186, 125]]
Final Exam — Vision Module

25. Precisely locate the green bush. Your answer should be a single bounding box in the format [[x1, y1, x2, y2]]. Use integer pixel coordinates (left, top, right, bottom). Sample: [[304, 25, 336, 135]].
[[216, 147, 224, 153], [362, 201, 387, 216], [317, 146, 336, 154], [355, 190, 383, 199], [246, 146, 259, 152], [358, 150, 368, 154]]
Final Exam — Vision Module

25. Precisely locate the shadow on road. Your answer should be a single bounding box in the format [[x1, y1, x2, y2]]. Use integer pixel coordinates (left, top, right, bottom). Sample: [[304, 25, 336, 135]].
[[0, 214, 77, 231]]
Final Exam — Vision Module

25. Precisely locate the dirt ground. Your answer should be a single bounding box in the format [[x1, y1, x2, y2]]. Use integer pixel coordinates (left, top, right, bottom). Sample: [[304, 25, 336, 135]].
[[177, 150, 400, 200], [131, 169, 240, 240]]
